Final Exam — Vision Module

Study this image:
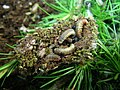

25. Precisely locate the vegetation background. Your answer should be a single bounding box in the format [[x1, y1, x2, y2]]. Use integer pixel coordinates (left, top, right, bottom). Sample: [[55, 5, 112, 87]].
[[0, 0, 120, 90]]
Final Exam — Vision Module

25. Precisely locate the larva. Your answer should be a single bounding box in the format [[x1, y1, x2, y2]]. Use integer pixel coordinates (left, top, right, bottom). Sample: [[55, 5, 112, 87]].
[[45, 53, 61, 62], [58, 29, 76, 44], [75, 19, 88, 38], [54, 44, 75, 55]]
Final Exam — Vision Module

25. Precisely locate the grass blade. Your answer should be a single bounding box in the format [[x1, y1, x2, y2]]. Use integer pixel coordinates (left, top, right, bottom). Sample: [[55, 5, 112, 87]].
[[68, 68, 81, 89], [6, 44, 15, 49], [40, 68, 75, 88], [0, 57, 12, 60], [0, 53, 13, 56], [50, 66, 74, 75], [43, 0, 69, 13], [55, 0, 69, 12], [71, 68, 82, 90], [34, 76, 58, 79], [0, 60, 17, 71], [0, 69, 8, 79], [78, 69, 84, 90]]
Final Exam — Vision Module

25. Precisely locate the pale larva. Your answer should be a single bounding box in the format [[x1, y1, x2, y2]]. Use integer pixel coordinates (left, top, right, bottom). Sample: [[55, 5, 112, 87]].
[[58, 29, 76, 44], [75, 19, 88, 38], [54, 44, 75, 55], [45, 53, 61, 62]]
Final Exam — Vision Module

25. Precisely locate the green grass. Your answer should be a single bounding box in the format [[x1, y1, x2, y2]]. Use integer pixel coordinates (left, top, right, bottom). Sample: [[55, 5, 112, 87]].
[[0, 59, 19, 86], [30, 0, 80, 28], [0, 45, 18, 86], [92, 0, 120, 89]]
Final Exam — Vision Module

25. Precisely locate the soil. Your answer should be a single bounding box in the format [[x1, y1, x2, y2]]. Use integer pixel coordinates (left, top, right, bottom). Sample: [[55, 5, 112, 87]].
[[0, 0, 54, 53], [0, 0, 54, 90]]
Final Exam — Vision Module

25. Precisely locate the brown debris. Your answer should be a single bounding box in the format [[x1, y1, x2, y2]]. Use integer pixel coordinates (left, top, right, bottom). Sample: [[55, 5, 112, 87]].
[[13, 17, 98, 76]]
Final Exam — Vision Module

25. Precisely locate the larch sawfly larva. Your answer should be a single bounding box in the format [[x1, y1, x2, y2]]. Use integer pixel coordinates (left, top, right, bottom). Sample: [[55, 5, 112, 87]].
[[45, 53, 61, 62], [75, 19, 88, 38], [54, 44, 75, 55], [58, 29, 76, 44]]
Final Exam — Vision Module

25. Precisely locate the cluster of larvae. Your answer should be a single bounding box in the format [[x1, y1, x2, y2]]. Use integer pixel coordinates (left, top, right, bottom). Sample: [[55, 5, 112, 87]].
[[14, 17, 98, 76]]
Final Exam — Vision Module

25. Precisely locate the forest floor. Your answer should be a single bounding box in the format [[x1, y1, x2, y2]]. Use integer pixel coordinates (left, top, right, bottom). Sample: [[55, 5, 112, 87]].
[[0, 0, 54, 90]]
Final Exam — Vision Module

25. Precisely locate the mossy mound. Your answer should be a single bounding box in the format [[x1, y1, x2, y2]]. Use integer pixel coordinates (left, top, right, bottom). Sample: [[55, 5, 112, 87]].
[[14, 17, 98, 76]]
